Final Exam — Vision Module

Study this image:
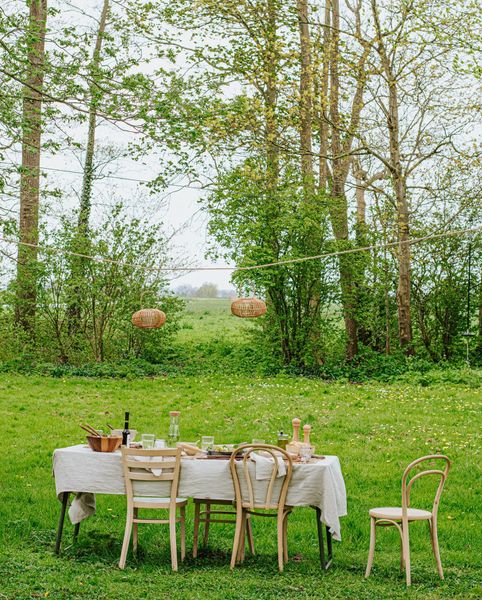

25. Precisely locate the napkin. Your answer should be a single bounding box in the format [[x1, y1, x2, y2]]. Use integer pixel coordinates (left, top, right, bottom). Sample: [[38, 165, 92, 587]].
[[69, 492, 96, 524], [131, 454, 163, 477], [251, 452, 287, 480]]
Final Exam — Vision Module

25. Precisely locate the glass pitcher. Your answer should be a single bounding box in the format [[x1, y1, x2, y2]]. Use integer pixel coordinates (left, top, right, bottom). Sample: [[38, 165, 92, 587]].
[[168, 411, 180, 447]]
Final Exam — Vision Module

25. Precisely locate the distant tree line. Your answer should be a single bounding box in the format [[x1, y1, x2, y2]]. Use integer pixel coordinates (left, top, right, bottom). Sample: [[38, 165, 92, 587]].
[[174, 283, 235, 299]]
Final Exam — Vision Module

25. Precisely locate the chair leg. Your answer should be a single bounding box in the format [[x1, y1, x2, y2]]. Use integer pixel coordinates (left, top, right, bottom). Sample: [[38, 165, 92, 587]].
[[246, 515, 255, 555], [400, 533, 405, 571], [119, 509, 133, 569], [402, 521, 411, 586], [193, 501, 200, 558], [203, 503, 211, 547], [283, 512, 289, 563], [180, 506, 186, 562], [169, 508, 178, 572], [365, 517, 376, 578], [238, 512, 247, 562], [230, 507, 244, 570], [430, 518, 444, 580], [132, 508, 138, 555], [277, 511, 285, 572]]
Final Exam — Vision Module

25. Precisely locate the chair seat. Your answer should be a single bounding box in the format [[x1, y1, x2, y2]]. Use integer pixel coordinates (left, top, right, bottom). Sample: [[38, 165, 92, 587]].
[[369, 506, 432, 521], [134, 496, 187, 506]]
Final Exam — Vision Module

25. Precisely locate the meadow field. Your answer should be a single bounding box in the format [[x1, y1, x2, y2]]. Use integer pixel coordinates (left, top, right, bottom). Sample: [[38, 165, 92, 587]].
[[0, 361, 480, 599]]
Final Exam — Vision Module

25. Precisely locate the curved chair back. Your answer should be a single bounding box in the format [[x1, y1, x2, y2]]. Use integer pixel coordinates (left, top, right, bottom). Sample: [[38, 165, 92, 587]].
[[230, 444, 293, 511], [402, 454, 450, 519]]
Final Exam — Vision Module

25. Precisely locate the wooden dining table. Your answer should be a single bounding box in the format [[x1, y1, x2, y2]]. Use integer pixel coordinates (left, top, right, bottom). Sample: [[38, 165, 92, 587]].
[[52, 444, 347, 569]]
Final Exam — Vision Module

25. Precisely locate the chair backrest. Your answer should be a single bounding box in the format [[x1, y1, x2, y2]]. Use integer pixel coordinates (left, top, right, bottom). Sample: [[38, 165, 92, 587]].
[[121, 447, 182, 506], [401, 454, 450, 519], [230, 444, 293, 511]]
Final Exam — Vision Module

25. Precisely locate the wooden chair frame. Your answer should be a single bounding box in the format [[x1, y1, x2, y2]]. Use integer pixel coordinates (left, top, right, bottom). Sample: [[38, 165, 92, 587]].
[[192, 499, 254, 558], [119, 447, 187, 571], [365, 454, 451, 586], [229, 444, 293, 572]]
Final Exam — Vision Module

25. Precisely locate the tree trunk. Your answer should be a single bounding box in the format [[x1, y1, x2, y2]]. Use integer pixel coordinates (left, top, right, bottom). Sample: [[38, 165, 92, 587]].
[[15, 0, 48, 336], [68, 0, 109, 336], [328, 0, 358, 359], [318, 0, 331, 192], [395, 176, 413, 352], [477, 268, 482, 359], [372, 0, 413, 354], [78, 0, 109, 233], [296, 0, 314, 194]]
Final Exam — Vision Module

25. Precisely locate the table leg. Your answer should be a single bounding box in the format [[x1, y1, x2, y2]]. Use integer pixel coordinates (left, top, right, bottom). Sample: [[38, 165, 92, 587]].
[[55, 492, 69, 554], [314, 507, 333, 570], [73, 522, 80, 543]]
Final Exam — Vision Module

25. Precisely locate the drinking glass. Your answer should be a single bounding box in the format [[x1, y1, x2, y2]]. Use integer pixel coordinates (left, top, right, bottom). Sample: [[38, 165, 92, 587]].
[[201, 436, 214, 451], [154, 439, 166, 449], [141, 434, 155, 449], [300, 443, 312, 463]]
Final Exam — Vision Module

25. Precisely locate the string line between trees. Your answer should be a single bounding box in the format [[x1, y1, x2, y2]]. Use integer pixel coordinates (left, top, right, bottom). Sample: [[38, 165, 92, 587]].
[[0, 226, 480, 275]]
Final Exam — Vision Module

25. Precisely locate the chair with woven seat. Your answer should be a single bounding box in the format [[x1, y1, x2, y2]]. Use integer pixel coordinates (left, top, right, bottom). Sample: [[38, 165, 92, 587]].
[[192, 498, 254, 558], [365, 454, 451, 586], [229, 444, 293, 572], [119, 447, 187, 571]]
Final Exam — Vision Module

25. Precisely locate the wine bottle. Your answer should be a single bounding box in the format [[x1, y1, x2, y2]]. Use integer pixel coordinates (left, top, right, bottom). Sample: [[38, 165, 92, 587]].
[[122, 411, 130, 446]]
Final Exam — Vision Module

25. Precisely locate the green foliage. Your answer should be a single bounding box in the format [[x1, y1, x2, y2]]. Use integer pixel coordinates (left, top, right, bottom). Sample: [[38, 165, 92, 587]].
[[207, 160, 336, 368], [0, 207, 183, 365]]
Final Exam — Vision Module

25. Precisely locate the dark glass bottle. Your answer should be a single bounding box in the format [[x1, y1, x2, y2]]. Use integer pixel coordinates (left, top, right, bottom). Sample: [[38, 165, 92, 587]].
[[122, 411, 130, 446]]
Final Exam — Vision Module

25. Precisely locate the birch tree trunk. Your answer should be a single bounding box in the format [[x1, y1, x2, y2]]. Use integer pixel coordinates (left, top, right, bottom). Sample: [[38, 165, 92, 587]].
[[15, 0, 48, 335]]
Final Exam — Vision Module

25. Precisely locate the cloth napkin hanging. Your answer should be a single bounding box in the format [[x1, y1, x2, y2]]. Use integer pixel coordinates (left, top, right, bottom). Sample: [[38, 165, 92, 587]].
[[69, 492, 96, 524], [250, 452, 287, 481], [131, 454, 163, 477]]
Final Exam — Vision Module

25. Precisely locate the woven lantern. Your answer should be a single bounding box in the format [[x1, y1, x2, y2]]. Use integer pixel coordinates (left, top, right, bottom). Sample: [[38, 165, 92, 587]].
[[132, 308, 166, 329], [231, 297, 267, 318]]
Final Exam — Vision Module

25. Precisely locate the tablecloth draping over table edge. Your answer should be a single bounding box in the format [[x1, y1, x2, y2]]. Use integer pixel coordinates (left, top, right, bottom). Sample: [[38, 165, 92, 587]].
[[53, 445, 347, 540]]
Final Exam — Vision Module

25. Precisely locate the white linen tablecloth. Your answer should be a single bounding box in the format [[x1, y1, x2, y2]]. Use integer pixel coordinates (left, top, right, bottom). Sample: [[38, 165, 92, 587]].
[[52, 445, 347, 540]]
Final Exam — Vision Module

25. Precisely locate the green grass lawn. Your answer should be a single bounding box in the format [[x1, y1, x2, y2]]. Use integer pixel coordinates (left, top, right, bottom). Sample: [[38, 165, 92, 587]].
[[0, 373, 480, 599], [177, 298, 257, 343]]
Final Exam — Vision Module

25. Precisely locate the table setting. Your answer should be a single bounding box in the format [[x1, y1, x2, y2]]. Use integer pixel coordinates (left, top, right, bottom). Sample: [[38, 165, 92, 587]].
[[52, 412, 347, 570]]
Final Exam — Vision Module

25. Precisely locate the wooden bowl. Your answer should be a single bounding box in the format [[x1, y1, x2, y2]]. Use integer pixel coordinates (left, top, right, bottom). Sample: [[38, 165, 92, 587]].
[[87, 435, 122, 452]]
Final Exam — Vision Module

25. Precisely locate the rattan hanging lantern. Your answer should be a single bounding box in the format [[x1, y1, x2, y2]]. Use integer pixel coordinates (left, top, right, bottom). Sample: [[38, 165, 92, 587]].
[[132, 308, 166, 329], [231, 297, 267, 318]]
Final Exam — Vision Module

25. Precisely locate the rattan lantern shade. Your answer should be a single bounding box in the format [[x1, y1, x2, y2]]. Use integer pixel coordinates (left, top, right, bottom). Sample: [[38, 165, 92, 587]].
[[231, 297, 267, 318], [132, 308, 166, 329]]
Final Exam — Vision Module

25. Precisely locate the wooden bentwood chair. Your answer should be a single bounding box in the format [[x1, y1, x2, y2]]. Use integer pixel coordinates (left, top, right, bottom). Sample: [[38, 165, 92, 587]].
[[230, 444, 293, 572], [119, 447, 187, 571], [365, 454, 451, 586]]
